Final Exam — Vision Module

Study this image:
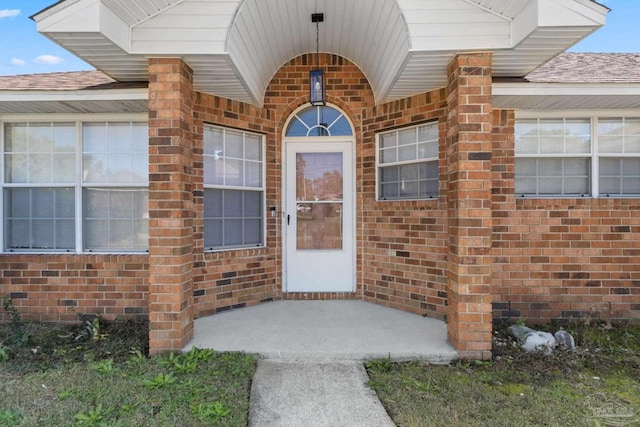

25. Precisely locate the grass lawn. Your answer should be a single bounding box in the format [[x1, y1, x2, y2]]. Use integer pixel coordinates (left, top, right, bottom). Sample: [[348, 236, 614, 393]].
[[367, 322, 640, 427], [1, 294, 638, 427], [0, 301, 255, 427]]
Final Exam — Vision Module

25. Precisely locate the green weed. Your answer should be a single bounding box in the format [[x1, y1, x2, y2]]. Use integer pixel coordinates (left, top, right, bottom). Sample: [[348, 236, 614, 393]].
[[90, 359, 115, 375], [75, 316, 107, 342], [1, 296, 22, 325], [0, 409, 22, 426], [141, 372, 177, 388], [368, 325, 640, 427], [74, 404, 105, 426], [366, 355, 392, 374], [191, 401, 231, 421], [0, 343, 9, 363], [0, 321, 254, 426]]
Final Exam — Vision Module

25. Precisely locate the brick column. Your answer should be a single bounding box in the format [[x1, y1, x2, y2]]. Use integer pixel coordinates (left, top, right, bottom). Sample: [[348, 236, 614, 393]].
[[147, 58, 195, 354], [445, 52, 493, 360]]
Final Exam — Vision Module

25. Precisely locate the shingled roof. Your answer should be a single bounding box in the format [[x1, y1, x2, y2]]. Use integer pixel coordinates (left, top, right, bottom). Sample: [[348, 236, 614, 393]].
[[526, 53, 640, 83], [0, 70, 146, 90]]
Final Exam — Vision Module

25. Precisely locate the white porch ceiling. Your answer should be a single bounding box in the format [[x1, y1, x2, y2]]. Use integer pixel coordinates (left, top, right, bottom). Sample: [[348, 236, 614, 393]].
[[33, 0, 608, 106]]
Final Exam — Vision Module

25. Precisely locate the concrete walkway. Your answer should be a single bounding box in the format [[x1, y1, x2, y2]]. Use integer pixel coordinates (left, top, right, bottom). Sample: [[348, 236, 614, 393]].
[[184, 300, 457, 426], [249, 360, 396, 427]]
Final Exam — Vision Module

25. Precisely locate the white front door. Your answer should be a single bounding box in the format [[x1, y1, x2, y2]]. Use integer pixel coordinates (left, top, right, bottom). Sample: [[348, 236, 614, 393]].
[[285, 141, 354, 292]]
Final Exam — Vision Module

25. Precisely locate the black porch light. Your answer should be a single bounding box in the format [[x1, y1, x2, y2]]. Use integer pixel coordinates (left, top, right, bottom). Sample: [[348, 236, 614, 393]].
[[310, 13, 325, 106]]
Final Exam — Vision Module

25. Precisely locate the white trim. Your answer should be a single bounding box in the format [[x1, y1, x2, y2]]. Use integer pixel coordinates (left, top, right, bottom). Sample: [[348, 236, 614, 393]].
[[283, 104, 355, 139], [0, 113, 148, 122], [494, 83, 640, 97], [515, 114, 640, 198], [281, 104, 356, 293], [463, 0, 513, 21], [375, 121, 440, 202], [0, 89, 148, 103], [515, 110, 640, 120], [1, 118, 150, 254], [0, 122, 3, 249], [283, 140, 356, 293], [202, 124, 267, 252], [33, 0, 607, 105], [75, 121, 83, 252], [30, 0, 83, 22]]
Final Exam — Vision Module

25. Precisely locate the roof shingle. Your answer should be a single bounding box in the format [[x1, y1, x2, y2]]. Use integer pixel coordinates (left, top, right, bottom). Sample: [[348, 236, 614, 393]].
[[526, 53, 640, 83], [0, 70, 145, 90]]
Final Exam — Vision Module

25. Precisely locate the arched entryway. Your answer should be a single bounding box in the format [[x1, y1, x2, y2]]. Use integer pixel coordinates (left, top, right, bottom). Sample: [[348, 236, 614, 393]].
[[282, 105, 356, 293]]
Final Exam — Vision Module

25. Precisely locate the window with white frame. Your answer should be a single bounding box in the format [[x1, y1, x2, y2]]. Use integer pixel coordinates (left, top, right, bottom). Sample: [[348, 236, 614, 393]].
[[598, 118, 640, 196], [2, 121, 148, 252], [82, 123, 149, 251], [203, 125, 264, 250], [377, 122, 439, 200], [515, 118, 591, 196], [515, 116, 640, 197]]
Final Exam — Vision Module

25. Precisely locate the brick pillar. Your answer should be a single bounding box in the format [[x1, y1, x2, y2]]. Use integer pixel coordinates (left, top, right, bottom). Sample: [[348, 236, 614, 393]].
[[147, 58, 195, 354], [445, 52, 493, 360]]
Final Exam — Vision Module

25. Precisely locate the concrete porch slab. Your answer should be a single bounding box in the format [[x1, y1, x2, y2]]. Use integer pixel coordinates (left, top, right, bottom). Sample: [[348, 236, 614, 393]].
[[184, 300, 458, 363]]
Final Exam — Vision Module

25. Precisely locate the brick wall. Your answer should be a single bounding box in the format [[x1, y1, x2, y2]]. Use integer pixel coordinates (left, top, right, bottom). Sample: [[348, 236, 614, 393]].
[[189, 53, 456, 319], [0, 54, 457, 330], [2, 52, 637, 355], [266, 54, 373, 301], [491, 109, 640, 324], [191, 92, 278, 316], [147, 58, 196, 353], [190, 54, 376, 312], [361, 92, 449, 319], [444, 53, 494, 359], [0, 254, 148, 322]]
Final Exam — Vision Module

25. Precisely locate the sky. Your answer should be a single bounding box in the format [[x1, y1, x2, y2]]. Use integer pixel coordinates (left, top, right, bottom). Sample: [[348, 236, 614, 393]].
[[0, 0, 638, 76]]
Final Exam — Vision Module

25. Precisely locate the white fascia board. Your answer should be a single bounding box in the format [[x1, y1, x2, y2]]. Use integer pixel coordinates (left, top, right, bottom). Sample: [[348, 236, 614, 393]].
[[0, 88, 148, 103], [100, 2, 131, 51], [31, 0, 84, 22], [36, 0, 101, 32], [493, 82, 640, 97], [511, 0, 539, 47], [538, 0, 606, 27], [36, 0, 131, 52], [511, 0, 606, 47]]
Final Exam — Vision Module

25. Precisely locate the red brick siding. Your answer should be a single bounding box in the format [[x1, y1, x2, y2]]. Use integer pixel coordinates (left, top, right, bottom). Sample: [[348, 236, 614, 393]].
[[190, 77, 278, 316], [147, 58, 196, 353], [189, 54, 455, 317], [0, 254, 148, 322], [491, 109, 640, 324], [445, 53, 494, 359], [361, 91, 449, 319], [267, 55, 373, 301], [2, 50, 637, 358]]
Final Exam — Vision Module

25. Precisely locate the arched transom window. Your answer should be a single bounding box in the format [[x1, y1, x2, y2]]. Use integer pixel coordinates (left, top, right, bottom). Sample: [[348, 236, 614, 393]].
[[286, 106, 352, 137]]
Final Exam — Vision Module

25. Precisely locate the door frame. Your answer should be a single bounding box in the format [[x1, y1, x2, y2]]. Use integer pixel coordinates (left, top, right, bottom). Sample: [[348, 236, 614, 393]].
[[279, 103, 358, 293], [281, 106, 356, 293]]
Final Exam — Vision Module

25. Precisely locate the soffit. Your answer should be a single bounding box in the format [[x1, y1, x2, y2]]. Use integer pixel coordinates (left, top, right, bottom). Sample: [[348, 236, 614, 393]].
[[0, 89, 149, 114], [492, 83, 640, 110], [33, 0, 608, 106], [0, 71, 149, 114]]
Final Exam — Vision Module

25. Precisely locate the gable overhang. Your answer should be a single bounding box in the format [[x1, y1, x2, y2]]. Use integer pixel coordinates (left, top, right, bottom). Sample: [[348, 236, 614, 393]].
[[32, 0, 608, 106], [492, 82, 640, 110]]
